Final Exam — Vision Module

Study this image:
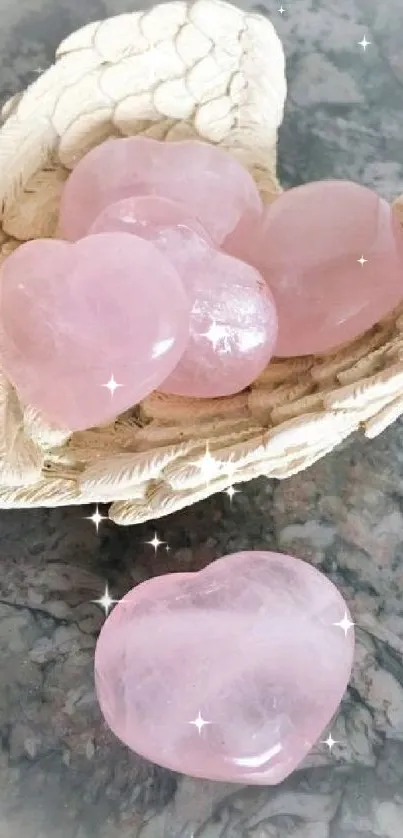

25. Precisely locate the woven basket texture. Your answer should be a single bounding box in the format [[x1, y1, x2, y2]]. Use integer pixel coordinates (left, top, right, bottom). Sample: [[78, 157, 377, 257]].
[[1, 0, 403, 525]]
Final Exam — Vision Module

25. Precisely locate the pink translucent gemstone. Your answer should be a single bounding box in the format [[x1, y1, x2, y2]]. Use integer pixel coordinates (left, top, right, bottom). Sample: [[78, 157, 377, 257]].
[[0, 233, 190, 431], [222, 210, 263, 265], [254, 180, 403, 356], [59, 136, 263, 244], [155, 229, 278, 397], [90, 201, 277, 397], [89, 195, 213, 244], [95, 551, 354, 785]]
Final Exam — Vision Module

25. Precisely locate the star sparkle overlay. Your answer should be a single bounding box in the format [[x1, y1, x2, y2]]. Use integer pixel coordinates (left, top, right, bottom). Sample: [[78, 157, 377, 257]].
[[224, 484, 240, 503], [191, 443, 242, 502], [102, 374, 122, 396], [200, 320, 231, 353], [333, 610, 355, 636], [145, 532, 167, 553], [357, 255, 368, 267], [191, 443, 223, 483], [188, 712, 212, 734], [358, 35, 371, 51], [85, 505, 108, 533], [321, 733, 340, 752], [91, 584, 119, 617]]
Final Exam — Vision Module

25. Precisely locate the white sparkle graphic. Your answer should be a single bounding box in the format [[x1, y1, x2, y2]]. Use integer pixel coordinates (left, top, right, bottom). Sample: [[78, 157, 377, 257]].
[[358, 35, 371, 51], [85, 505, 107, 533], [357, 255, 368, 267], [189, 712, 212, 734], [333, 610, 355, 636], [192, 444, 223, 483], [223, 458, 242, 500], [145, 532, 166, 553], [91, 584, 119, 617], [321, 732, 339, 752], [102, 374, 122, 396], [278, 4, 285, 13], [224, 485, 240, 502], [200, 321, 231, 352]]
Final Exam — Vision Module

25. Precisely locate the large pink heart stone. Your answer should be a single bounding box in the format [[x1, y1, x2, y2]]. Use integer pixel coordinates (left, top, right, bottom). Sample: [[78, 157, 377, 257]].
[[59, 137, 263, 244], [95, 551, 354, 784], [0, 233, 190, 430], [254, 180, 403, 356]]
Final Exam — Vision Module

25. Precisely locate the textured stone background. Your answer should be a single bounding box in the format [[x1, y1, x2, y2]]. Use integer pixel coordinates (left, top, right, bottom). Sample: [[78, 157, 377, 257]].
[[1, 1, 403, 837]]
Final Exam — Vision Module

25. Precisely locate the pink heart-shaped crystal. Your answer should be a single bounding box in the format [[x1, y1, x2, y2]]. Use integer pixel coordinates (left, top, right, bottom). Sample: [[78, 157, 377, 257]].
[[95, 551, 354, 784], [59, 137, 263, 244], [89, 198, 278, 397], [0, 233, 190, 430], [255, 180, 403, 356], [89, 195, 213, 245], [155, 229, 278, 397]]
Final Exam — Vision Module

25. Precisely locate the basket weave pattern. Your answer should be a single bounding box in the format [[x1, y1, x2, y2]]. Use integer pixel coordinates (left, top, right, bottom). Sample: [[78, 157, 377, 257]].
[[1, 0, 403, 525]]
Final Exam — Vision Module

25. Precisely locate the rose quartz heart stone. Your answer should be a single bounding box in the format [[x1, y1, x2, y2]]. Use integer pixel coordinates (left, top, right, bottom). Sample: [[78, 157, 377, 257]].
[[95, 551, 354, 784], [89, 195, 213, 244], [254, 180, 403, 356], [0, 233, 190, 430], [156, 230, 278, 397], [89, 206, 278, 397], [59, 137, 263, 244]]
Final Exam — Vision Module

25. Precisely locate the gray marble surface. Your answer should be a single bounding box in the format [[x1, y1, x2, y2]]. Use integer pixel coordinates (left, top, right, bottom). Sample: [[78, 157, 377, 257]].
[[1, 0, 403, 836]]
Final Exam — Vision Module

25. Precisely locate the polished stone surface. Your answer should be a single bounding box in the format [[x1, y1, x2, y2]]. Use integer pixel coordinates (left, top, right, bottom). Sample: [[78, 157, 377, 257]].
[[0, 233, 190, 429], [256, 180, 403, 356], [95, 552, 354, 784], [90, 210, 278, 399], [90, 195, 212, 243], [2, 0, 403, 836], [60, 137, 262, 244]]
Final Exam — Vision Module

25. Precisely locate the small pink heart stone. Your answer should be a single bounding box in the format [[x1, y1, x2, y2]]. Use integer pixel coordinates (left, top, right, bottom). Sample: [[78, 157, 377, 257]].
[[95, 551, 354, 784], [59, 137, 263, 244], [155, 230, 278, 397], [255, 180, 403, 356], [0, 233, 190, 430], [89, 201, 278, 398]]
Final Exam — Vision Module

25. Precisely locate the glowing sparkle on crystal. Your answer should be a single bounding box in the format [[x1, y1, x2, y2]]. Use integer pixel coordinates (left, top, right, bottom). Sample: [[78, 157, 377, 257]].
[[200, 320, 231, 352], [321, 732, 339, 751], [277, 4, 285, 13], [357, 255, 368, 266], [145, 532, 166, 553], [102, 374, 122, 396], [92, 584, 119, 617], [358, 35, 371, 50], [85, 504, 107, 533], [333, 610, 355, 636], [188, 712, 212, 734]]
